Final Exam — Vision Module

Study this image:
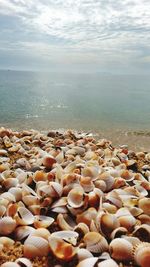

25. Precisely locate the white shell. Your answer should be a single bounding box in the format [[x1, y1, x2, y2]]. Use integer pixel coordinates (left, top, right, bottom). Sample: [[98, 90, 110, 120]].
[[50, 230, 79, 246], [15, 207, 34, 225], [98, 259, 119, 267], [0, 217, 16, 235], [1, 263, 19, 267], [24, 235, 49, 258], [76, 257, 98, 267]]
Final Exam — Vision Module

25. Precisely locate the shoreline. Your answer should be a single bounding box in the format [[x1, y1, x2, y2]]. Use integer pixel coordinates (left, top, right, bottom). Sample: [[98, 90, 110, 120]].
[[1, 125, 150, 151]]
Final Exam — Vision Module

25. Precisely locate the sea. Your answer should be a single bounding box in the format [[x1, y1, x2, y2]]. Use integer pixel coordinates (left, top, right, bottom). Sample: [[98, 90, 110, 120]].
[[0, 70, 150, 150]]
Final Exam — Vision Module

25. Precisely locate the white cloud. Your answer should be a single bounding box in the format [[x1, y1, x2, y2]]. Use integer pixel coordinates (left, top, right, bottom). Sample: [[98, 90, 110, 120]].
[[0, 0, 150, 72]]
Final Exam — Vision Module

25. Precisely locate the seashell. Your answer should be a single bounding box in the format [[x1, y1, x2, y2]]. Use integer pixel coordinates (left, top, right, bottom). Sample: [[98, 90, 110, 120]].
[[24, 235, 49, 258], [76, 257, 98, 267], [0, 149, 8, 156], [1, 263, 20, 267], [133, 224, 150, 242], [82, 165, 100, 180], [22, 195, 39, 206], [3, 178, 18, 190], [145, 152, 150, 161], [48, 236, 77, 260], [109, 238, 133, 261], [15, 207, 34, 225], [7, 203, 18, 217], [94, 180, 107, 192], [57, 213, 74, 231], [50, 230, 79, 245], [0, 192, 16, 202], [39, 182, 63, 198], [138, 198, 150, 216], [42, 154, 56, 168], [98, 259, 119, 267], [0, 163, 10, 172], [28, 204, 41, 215], [80, 176, 94, 192], [33, 170, 47, 182], [0, 237, 14, 247], [31, 228, 50, 241], [34, 215, 54, 228], [120, 169, 134, 181], [88, 188, 103, 208], [0, 216, 16, 235], [83, 232, 108, 253], [122, 235, 141, 247], [0, 243, 3, 252], [102, 203, 117, 214], [15, 258, 32, 267], [77, 208, 97, 227], [106, 191, 122, 208], [77, 248, 93, 262], [133, 242, 150, 267], [116, 207, 137, 231], [74, 223, 89, 237], [9, 187, 22, 202], [99, 172, 114, 191], [14, 226, 35, 241], [129, 206, 143, 217], [110, 227, 128, 240], [16, 158, 31, 170], [138, 214, 150, 225], [96, 213, 120, 238], [136, 151, 145, 159], [67, 186, 85, 208]]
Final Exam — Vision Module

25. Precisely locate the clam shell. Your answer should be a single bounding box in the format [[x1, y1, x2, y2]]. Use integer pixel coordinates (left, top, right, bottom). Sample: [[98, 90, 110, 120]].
[[84, 232, 108, 253], [31, 228, 50, 241], [14, 226, 35, 241], [48, 236, 77, 260], [24, 235, 49, 258], [15, 207, 34, 225], [0, 205, 6, 217], [110, 227, 128, 240], [77, 208, 97, 226], [99, 172, 114, 191], [138, 198, 150, 216], [0, 216, 16, 235], [96, 213, 120, 237], [9, 187, 22, 202], [43, 155, 56, 168], [133, 224, 150, 242], [67, 186, 85, 208], [34, 215, 54, 228], [50, 230, 79, 246], [133, 242, 150, 267], [77, 248, 93, 262], [0, 237, 14, 247], [57, 214, 74, 231], [109, 238, 133, 261]]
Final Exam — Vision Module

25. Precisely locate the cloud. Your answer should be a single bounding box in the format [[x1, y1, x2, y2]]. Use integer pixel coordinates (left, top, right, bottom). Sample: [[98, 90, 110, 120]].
[[0, 0, 150, 72]]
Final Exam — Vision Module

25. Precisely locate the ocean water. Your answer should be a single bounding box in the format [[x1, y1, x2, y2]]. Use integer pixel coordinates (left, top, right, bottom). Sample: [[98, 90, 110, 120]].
[[0, 70, 150, 149]]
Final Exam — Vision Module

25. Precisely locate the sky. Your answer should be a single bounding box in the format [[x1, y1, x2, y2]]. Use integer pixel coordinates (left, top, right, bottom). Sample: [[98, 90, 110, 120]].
[[0, 0, 150, 73]]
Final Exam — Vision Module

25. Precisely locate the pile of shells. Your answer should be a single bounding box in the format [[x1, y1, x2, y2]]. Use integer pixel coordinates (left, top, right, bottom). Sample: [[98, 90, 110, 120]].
[[0, 127, 150, 267]]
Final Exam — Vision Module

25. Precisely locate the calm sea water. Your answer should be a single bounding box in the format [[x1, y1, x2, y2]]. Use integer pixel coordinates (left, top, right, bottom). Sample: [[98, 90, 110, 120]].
[[0, 70, 150, 148]]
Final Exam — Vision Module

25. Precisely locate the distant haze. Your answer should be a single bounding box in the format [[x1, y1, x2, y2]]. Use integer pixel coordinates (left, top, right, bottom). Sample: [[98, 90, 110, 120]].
[[0, 0, 150, 74]]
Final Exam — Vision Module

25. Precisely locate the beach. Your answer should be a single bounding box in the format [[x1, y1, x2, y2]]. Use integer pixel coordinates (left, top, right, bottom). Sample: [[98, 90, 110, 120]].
[[0, 127, 150, 267]]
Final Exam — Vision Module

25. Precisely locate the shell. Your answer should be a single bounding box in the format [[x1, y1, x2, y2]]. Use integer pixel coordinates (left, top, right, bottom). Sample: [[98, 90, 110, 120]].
[[138, 198, 150, 216], [50, 230, 79, 246], [80, 176, 94, 192], [31, 228, 50, 241], [76, 208, 97, 227], [99, 172, 114, 191], [14, 226, 35, 241], [0, 216, 16, 235], [9, 187, 22, 202], [0, 237, 14, 247], [15, 207, 34, 225], [110, 227, 128, 240], [48, 236, 77, 260], [133, 242, 150, 267], [82, 165, 100, 180], [34, 215, 54, 228], [109, 238, 133, 261], [67, 186, 85, 208], [77, 248, 93, 262], [96, 213, 120, 237], [15, 258, 32, 267], [133, 224, 150, 242], [24, 235, 49, 258], [42, 155, 56, 168], [57, 214, 74, 231], [83, 232, 108, 253]]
